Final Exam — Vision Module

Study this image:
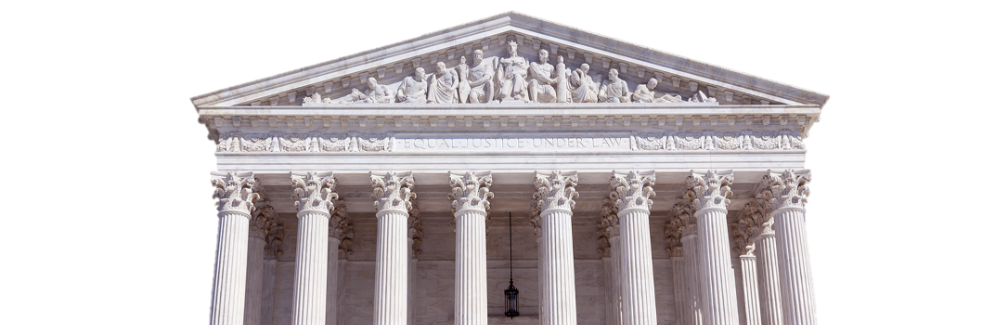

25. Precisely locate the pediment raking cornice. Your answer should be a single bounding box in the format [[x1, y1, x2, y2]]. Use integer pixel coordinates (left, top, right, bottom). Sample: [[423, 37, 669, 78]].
[[190, 12, 828, 109]]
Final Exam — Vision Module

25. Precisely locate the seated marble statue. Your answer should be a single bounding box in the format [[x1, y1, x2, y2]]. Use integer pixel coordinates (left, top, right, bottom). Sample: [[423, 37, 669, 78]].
[[335, 78, 393, 104], [568, 63, 598, 103], [528, 49, 557, 103], [396, 67, 428, 104], [427, 62, 459, 104], [466, 49, 495, 103], [496, 40, 530, 102], [598, 68, 630, 103], [456, 56, 471, 103], [689, 90, 718, 103]]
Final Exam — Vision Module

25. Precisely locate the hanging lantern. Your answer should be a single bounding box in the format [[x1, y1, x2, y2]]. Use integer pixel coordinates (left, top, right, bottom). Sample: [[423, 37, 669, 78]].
[[504, 212, 520, 318]]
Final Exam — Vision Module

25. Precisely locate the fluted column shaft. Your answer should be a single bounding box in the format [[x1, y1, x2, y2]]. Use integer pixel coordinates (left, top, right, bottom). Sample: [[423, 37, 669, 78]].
[[454, 210, 488, 325], [408, 238, 417, 325], [261, 259, 278, 325], [773, 208, 816, 325], [326, 238, 341, 325], [755, 234, 783, 325], [292, 211, 330, 325], [740, 254, 761, 325], [245, 236, 266, 325], [537, 236, 547, 325], [617, 208, 657, 325], [681, 234, 703, 325], [695, 208, 739, 325], [608, 236, 623, 325], [212, 212, 251, 325], [541, 210, 579, 325], [374, 210, 409, 325], [670, 257, 687, 325]]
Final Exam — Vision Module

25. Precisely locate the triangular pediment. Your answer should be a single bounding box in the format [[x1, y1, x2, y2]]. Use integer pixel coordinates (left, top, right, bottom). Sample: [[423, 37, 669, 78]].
[[190, 12, 827, 108]]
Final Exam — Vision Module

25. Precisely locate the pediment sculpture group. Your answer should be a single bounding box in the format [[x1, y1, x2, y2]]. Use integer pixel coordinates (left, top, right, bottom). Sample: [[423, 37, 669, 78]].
[[304, 41, 718, 105]]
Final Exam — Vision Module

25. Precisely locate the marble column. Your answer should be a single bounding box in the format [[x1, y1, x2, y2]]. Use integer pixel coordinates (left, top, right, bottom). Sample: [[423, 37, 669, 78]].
[[755, 226, 783, 325], [599, 198, 622, 325], [673, 203, 702, 325], [290, 172, 338, 325], [261, 225, 284, 325], [664, 212, 686, 325], [246, 205, 276, 325], [535, 171, 580, 325], [762, 170, 816, 325], [685, 170, 739, 325], [610, 171, 657, 325], [739, 249, 761, 325], [529, 208, 546, 325], [408, 199, 422, 325], [327, 200, 349, 325], [210, 172, 261, 325], [449, 172, 494, 325], [371, 171, 415, 325]]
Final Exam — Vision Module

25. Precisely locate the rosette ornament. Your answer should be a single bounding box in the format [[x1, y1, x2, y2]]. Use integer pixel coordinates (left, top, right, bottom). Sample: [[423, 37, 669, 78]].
[[212, 171, 262, 216], [291, 172, 338, 217], [684, 170, 734, 213], [370, 171, 415, 216], [760, 170, 812, 214]]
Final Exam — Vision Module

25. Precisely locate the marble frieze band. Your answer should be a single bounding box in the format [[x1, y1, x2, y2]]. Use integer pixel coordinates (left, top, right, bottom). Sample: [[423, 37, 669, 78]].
[[215, 131, 804, 153]]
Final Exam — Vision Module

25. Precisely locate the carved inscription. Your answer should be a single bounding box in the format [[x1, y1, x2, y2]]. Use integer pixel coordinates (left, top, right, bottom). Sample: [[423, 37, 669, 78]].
[[394, 136, 630, 152]]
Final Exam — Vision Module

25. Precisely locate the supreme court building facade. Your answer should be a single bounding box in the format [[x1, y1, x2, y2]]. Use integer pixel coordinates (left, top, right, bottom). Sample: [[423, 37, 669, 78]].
[[192, 13, 827, 325]]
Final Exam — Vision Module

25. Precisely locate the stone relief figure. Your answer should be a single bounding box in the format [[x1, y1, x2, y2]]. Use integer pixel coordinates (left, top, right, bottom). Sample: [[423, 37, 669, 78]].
[[528, 49, 557, 103], [554, 56, 570, 103], [496, 41, 530, 102], [690, 90, 717, 103], [467, 49, 495, 103], [427, 62, 459, 104], [456, 56, 471, 103], [598, 68, 631, 103], [302, 92, 334, 104], [631, 78, 659, 103], [339, 78, 393, 104], [396, 67, 428, 103], [568, 63, 599, 103]]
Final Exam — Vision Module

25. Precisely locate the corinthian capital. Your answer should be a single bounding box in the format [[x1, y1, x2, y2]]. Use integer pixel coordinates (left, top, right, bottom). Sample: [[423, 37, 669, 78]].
[[449, 171, 495, 216], [684, 170, 734, 213], [291, 172, 338, 217], [534, 171, 580, 216], [761, 169, 812, 213], [211, 171, 261, 217], [250, 204, 276, 239], [370, 171, 415, 216], [611, 170, 656, 215]]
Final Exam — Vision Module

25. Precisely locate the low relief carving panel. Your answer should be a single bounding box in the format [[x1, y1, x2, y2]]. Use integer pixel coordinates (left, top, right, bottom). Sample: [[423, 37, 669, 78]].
[[631, 131, 805, 151], [215, 133, 393, 153]]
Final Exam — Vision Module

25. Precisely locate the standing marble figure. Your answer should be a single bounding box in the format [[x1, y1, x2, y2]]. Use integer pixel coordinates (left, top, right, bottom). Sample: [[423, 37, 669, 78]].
[[528, 49, 558, 103]]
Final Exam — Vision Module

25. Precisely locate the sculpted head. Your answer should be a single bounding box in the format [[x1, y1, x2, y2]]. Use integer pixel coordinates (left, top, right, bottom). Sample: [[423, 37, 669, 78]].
[[538, 49, 549, 63], [647, 78, 657, 90], [367, 77, 378, 88], [473, 49, 484, 63], [436, 62, 447, 74], [580, 63, 590, 73], [608, 68, 619, 82], [506, 40, 518, 57], [415, 67, 426, 81], [460, 55, 467, 64], [558, 55, 564, 65]]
